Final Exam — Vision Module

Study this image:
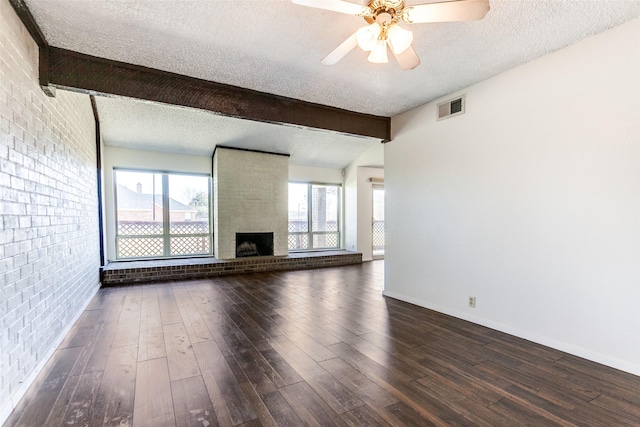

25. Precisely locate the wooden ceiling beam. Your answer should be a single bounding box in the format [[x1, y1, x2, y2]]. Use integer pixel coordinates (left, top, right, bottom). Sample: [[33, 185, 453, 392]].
[[10, 0, 390, 139], [45, 47, 390, 141]]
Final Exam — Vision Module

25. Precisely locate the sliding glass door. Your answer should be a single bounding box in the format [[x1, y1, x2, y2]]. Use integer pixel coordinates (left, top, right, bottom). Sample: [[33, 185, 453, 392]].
[[372, 185, 385, 258], [114, 170, 211, 259], [288, 182, 340, 251]]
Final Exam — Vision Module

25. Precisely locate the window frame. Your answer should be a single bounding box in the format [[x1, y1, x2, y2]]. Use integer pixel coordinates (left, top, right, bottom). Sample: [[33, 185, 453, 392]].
[[113, 168, 213, 260], [288, 181, 341, 252]]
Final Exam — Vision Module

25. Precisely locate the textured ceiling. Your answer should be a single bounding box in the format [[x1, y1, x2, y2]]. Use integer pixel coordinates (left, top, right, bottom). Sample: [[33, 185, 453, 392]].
[[95, 96, 379, 168], [23, 0, 640, 164]]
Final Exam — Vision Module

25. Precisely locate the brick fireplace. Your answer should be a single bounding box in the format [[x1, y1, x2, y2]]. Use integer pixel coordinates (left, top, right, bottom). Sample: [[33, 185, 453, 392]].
[[212, 147, 289, 259]]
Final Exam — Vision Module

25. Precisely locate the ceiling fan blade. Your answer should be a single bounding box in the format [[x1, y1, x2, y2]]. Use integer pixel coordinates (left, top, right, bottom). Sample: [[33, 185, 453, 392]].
[[292, 0, 371, 16], [402, 0, 490, 24], [393, 45, 421, 71], [321, 31, 358, 65]]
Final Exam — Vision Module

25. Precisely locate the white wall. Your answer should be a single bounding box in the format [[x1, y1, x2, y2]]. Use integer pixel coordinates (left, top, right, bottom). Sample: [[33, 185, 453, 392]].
[[344, 143, 384, 259], [102, 146, 211, 261], [386, 18, 640, 375], [289, 164, 343, 184]]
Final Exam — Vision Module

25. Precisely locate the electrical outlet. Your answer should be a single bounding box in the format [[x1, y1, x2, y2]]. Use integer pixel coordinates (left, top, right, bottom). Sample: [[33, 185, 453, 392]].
[[468, 296, 476, 308]]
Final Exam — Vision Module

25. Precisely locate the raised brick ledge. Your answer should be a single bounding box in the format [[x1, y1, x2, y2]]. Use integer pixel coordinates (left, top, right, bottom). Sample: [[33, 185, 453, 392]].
[[101, 250, 362, 286]]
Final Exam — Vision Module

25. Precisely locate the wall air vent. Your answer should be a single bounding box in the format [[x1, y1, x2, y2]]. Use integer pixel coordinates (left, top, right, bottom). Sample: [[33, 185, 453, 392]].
[[437, 95, 465, 121]]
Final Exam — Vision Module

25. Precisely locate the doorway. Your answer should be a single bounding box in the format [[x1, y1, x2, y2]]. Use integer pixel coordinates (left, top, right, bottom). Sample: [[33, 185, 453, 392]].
[[372, 185, 385, 259]]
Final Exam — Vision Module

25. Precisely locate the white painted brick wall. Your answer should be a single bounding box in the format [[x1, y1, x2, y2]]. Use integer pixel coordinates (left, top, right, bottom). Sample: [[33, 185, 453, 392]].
[[0, 0, 101, 422], [213, 148, 288, 259]]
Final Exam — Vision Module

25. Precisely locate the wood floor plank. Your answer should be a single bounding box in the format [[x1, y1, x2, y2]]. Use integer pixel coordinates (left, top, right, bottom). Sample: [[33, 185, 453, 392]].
[[42, 373, 81, 426], [260, 390, 305, 426], [8, 346, 83, 427], [516, 358, 602, 400], [341, 404, 394, 427], [138, 286, 166, 362], [6, 261, 640, 427], [191, 340, 257, 426], [171, 376, 219, 427], [505, 383, 639, 427], [82, 344, 112, 375], [306, 372, 365, 415], [92, 344, 138, 427], [274, 307, 342, 346], [59, 309, 104, 349], [415, 376, 514, 427], [283, 327, 337, 362], [487, 397, 567, 427], [556, 354, 640, 398], [413, 354, 505, 407], [163, 323, 201, 381], [60, 371, 103, 426], [333, 333, 429, 381], [224, 306, 272, 345], [238, 381, 278, 427], [279, 381, 346, 427], [133, 358, 175, 427], [260, 345, 305, 384], [326, 341, 415, 386], [68, 321, 107, 377], [158, 284, 183, 325], [172, 285, 214, 344], [267, 337, 365, 416], [591, 393, 640, 423], [232, 346, 279, 394], [207, 314, 254, 357], [540, 358, 640, 406], [474, 358, 606, 412], [358, 330, 421, 354], [319, 357, 398, 410], [112, 287, 143, 348], [186, 284, 228, 327], [384, 378, 478, 427], [383, 402, 438, 427]]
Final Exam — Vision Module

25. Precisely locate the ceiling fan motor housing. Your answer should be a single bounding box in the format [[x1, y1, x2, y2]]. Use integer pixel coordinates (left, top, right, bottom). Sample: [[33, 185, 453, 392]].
[[364, 0, 405, 24]]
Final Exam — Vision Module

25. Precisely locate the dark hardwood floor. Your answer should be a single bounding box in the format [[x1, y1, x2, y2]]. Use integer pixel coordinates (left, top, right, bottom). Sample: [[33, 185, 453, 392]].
[[5, 261, 640, 426]]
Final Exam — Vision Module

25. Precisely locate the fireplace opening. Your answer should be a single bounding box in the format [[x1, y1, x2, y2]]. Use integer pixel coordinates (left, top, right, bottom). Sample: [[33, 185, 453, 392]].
[[236, 232, 274, 257]]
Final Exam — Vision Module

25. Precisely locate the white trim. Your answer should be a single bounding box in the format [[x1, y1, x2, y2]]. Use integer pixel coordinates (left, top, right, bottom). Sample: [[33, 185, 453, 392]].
[[0, 283, 101, 425], [382, 290, 640, 377]]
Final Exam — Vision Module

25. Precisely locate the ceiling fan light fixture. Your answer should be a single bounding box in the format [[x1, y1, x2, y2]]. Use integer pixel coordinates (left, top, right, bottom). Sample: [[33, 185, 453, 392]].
[[387, 24, 413, 54], [367, 40, 389, 63], [356, 23, 381, 51], [296, 0, 491, 70]]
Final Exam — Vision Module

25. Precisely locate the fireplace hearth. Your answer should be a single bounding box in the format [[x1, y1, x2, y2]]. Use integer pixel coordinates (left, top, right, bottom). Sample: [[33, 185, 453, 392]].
[[236, 232, 274, 258]]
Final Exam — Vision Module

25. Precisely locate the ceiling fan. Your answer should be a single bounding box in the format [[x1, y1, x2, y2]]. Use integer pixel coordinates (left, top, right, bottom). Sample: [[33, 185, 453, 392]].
[[293, 0, 490, 70]]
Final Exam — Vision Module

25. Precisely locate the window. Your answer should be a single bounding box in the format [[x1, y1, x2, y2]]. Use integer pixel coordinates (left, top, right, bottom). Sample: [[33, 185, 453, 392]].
[[114, 170, 211, 259], [288, 182, 340, 251]]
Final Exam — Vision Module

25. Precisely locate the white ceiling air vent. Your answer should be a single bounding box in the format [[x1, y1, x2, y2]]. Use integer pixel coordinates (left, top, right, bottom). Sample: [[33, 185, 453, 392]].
[[437, 95, 465, 121]]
